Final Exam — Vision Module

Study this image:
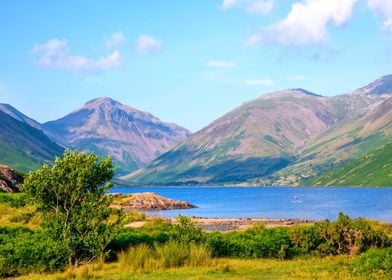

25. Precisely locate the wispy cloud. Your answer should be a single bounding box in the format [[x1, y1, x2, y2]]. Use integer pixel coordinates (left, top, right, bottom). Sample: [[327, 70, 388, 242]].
[[105, 31, 127, 49], [136, 35, 162, 54], [287, 74, 306, 80], [206, 60, 236, 68], [222, 0, 274, 15], [368, 0, 392, 32], [32, 39, 123, 73], [249, 0, 357, 47], [245, 78, 275, 86]]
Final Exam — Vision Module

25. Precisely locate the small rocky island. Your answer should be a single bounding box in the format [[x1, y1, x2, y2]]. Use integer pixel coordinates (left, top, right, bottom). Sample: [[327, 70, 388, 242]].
[[111, 192, 197, 211]]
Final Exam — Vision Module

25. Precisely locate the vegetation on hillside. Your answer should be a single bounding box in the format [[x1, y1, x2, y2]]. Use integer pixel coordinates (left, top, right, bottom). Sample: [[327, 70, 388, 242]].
[[310, 143, 392, 186]]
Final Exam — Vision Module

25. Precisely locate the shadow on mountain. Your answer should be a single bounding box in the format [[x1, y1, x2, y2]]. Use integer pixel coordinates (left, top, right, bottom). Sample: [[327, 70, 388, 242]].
[[176, 156, 292, 184]]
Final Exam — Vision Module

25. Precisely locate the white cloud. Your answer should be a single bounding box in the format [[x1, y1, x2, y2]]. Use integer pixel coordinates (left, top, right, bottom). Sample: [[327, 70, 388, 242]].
[[105, 31, 127, 49], [245, 78, 275, 86], [249, 0, 357, 47], [222, 0, 274, 15], [206, 60, 236, 68], [368, 0, 392, 31], [136, 35, 162, 54], [32, 39, 123, 73], [287, 74, 306, 80]]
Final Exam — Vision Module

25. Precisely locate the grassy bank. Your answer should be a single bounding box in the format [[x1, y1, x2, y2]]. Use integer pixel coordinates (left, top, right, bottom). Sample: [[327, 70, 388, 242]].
[[18, 256, 356, 280]]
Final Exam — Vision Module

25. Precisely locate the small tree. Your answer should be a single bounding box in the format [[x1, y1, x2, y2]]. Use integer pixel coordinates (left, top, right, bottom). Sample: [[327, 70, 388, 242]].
[[22, 150, 123, 268]]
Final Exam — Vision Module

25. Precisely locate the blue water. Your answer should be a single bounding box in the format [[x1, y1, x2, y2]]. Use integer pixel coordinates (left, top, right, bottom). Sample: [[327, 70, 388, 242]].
[[110, 186, 392, 222]]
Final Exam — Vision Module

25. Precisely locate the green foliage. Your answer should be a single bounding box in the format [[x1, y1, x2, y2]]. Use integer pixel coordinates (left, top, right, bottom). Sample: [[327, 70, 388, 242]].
[[311, 143, 392, 186], [171, 215, 205, 244], [0, 193, 27, 208], [207, 226, 294, 259], [351, 247, 392, 278], [314, 213, 391, 256], [0, 227, 67, 277], [21, 150, 124, 267]]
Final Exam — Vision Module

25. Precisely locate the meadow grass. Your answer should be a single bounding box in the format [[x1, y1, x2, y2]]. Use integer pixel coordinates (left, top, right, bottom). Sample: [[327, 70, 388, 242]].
[[17, 255, 363, 280]]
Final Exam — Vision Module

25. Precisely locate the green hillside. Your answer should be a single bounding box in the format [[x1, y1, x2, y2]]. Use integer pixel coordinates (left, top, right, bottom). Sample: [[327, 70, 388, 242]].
[[0, 110, 64, 173], [310, 142, 392, 186]]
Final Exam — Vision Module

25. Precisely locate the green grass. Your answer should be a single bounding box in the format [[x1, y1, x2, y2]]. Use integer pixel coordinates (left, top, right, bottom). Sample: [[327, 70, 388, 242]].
[[17, 255, 361, 280], [311, 142, 392, 186]]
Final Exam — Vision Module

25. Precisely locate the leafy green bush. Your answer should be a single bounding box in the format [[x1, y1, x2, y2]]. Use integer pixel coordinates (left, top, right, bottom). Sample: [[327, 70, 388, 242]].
[[314, 213, 391, 256], [207, 226, 293, 259], [171, 215, 205, 244], [351, 247, 392, 278], [0, 227, 67, 277]]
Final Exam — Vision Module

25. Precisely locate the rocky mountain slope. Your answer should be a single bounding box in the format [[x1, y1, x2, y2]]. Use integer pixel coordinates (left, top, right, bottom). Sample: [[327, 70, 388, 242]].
[[43, 97, 191, 175], [0, 164, 23, 192], [124, 75, 392, 186], [0, 106, 64, 172]]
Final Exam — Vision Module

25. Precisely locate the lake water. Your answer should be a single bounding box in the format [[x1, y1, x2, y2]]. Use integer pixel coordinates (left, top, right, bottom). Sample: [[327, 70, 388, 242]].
[[110, 186, 392, 222]]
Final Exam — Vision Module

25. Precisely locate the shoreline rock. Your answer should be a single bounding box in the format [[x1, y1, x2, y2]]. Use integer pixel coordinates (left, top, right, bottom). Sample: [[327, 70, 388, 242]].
[[111, 192, 197, 211]]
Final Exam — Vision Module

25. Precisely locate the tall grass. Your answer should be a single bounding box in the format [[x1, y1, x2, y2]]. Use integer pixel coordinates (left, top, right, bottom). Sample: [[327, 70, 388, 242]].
[[117, 242, 212, 272]]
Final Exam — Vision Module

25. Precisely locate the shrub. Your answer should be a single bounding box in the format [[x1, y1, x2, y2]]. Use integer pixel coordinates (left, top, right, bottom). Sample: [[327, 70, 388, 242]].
[[0, 227, 67, 277], [171, 215, 205, 244], [351, 247, 392, 278], [315, 213, 391, 256]]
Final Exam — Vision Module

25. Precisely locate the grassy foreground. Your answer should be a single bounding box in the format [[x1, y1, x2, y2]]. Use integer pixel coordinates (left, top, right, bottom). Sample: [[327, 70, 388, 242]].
[[19, 256, 358, 280]]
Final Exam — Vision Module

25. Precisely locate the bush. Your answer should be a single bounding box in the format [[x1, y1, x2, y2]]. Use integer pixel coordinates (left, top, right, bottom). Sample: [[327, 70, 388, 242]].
[[171, 215, 205, 244], [351, 247, 392, 278], [315, 213, 391, 256], [0, 227, 67, 277]]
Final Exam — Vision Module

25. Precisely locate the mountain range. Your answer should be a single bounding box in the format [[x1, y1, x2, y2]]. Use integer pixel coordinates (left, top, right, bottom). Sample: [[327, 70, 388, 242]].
[[0, 75, 391, 186], [0, 98, 190, 176], [123, 75, 392, 186]]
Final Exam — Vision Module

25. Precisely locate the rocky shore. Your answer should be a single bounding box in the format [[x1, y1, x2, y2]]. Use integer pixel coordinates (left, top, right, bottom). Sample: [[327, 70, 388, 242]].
[[111, 192, 197, 211], [190, 217, 315, 231]]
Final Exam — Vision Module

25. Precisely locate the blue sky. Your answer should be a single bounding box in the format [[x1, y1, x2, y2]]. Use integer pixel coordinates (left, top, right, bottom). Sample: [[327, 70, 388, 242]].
[[0, 0, 391, 132]]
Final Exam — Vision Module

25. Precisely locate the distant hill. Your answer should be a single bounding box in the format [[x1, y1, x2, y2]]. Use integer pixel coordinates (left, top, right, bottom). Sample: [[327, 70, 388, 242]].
[[124, 75, 392, 186], [43, 97, 191, 175], [0, 106, 64, 173]]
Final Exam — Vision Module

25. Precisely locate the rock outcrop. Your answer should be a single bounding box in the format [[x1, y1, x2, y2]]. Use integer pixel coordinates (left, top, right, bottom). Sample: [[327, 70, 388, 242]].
[[111, 192, 196, 211], [0, 165, 23, 193]]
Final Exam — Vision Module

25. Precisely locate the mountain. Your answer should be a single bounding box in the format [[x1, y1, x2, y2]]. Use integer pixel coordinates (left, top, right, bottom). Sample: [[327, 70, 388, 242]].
[[124, 76, 392, 186], [0, 106, 64, 173], [267, 96, 392, 186], [0, 103, 41, 130], [42, 97, 191, 175]]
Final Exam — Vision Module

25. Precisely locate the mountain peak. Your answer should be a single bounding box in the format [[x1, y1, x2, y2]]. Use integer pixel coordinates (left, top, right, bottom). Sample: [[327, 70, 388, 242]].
[[260, 88, 322, 100], [355, 74, 392, 96], [85, 97, 122, 106]]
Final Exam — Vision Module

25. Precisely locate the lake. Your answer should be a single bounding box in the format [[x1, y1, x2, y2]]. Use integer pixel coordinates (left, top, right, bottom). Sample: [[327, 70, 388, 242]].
[[110, 186, 392, 222]]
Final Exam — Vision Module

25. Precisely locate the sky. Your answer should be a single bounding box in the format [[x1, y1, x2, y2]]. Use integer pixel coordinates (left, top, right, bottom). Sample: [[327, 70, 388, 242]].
[[0, 0, 392, 132]]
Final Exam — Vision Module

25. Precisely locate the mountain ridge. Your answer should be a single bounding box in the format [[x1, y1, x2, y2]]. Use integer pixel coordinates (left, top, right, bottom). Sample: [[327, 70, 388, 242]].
[[124, 75, 392, 186]]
